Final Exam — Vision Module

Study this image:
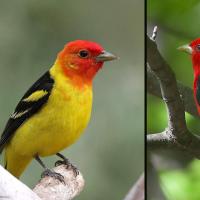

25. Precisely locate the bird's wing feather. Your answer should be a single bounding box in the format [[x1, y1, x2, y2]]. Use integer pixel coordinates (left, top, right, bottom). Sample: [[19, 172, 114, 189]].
[[196, 76, 200, 106], [0, 71, 54, 153]]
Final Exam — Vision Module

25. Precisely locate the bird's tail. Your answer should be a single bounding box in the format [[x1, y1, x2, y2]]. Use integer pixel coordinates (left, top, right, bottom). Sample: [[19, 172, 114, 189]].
[[0, 145, 4, 154], [0, 134, 9, 154]]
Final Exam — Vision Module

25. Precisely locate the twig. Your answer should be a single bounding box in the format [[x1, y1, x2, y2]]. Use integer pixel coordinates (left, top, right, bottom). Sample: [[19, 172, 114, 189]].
[[123, 174, 144, 200], [150, 26, 158, 41]]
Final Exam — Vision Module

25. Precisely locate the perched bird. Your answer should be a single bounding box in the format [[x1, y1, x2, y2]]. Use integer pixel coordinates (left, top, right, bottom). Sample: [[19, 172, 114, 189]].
[[0, 40, 117, 180], [178, 39, 200, 114]]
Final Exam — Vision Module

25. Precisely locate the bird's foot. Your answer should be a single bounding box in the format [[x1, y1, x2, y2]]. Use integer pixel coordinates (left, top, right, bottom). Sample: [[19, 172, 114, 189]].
[[55, 158, 79, 177], [41, 168, 65, 184]]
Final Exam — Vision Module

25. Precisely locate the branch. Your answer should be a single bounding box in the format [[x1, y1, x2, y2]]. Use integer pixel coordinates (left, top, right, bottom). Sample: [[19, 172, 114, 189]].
[[0, 165, 41, 200], [147, 35, 187, 135], [147, 67, 199, 118], [147, 131, 177, 150], [123, 174, 144, 200], [147, 130, 200, 159], [147, 29, 200, 158], [33, 164, 84, 200], [0, 164, 84, 200]]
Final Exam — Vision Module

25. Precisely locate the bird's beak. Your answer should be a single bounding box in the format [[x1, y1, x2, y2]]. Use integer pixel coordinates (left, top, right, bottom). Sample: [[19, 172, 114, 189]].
[[96, 51, 118, 62], [177, 44, 193, 54]]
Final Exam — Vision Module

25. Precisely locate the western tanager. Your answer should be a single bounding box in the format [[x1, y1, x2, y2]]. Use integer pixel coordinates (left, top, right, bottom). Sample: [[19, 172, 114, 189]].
[[0, 40, 117, 181], [178, 39, 200, 114]]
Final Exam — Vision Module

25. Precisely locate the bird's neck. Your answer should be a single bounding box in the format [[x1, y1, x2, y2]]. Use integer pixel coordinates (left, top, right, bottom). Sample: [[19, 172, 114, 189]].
[[50, 60, 93, 90]]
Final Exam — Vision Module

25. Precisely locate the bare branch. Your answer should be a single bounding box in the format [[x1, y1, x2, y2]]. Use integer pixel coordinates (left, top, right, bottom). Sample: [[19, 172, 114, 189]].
[[147, 131, 177, 150], [147, 67, 199, 117], [147, 27, 200, 158], [0, 165, 41, 200], [147, 34, 187, 136], [123, 174, 144, 200], [0, 164, 84, 200], [33, 165, 84, 200], [148, 130, 200, 159]]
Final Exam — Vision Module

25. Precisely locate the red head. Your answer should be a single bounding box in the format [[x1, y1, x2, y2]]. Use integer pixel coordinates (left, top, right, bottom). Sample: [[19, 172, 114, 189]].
[[57, 40, 117, 85], [178, 38, 200, 114], [178, 38, 200, 74]]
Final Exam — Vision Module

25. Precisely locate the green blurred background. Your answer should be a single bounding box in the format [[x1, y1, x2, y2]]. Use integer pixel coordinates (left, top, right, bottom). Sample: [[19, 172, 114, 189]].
[[0, 0, 144, 199], [148, 0, 200, 200]]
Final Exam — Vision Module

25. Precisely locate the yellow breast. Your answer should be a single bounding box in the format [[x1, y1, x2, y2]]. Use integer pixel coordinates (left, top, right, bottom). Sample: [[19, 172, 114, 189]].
[[9, 64, 93, 157]]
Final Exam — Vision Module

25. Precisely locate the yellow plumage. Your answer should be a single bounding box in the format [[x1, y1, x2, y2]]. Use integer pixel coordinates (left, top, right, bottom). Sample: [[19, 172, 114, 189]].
[[4, 62, 92, 177], [1, 40, 117, 179]]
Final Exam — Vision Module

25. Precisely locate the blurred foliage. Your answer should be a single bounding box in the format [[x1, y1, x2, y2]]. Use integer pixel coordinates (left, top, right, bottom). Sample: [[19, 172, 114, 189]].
[[0, 0, 143, 199], [160, 160, 200, 200], [148, 0, 200, 199]]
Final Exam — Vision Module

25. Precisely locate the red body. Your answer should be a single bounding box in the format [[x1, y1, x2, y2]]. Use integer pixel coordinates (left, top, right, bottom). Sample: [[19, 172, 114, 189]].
[[189, 38, 200, 114]]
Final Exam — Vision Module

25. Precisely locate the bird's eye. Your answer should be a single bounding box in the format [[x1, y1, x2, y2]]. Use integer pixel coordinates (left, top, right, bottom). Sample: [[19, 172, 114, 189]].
[[197, 44, 200, 51], [78, 50, 89, 58]]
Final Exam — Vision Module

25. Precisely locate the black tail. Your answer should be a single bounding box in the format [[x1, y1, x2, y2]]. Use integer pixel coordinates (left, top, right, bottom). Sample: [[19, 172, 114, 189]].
[[0, 141, 5, 154], [0, 146, 4, 154]]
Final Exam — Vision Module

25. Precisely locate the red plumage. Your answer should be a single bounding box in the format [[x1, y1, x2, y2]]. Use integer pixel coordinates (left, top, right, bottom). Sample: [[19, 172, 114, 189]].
[[178, 38, 200, 114], [189, 38, 200, 114], [180, 38, 200, 114], [58, 40, 104, 83]]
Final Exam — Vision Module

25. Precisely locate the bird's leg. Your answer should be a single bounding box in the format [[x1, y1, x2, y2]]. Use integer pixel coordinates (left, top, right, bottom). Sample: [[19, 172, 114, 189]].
[[55, 152, 79, 176], [35, 155, 65, 183]]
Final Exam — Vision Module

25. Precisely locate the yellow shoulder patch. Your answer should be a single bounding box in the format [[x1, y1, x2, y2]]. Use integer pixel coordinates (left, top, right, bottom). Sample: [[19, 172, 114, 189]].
[[23, 90, 48, 102]]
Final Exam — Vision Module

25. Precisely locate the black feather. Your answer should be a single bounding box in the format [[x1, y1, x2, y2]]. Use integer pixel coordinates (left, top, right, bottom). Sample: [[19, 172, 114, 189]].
[[196, 75, 200, 106], [0, 71, 54, 153]]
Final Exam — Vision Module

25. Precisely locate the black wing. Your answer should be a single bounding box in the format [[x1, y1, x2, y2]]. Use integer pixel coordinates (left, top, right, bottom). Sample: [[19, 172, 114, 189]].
[[0, 71, 54, 153], [196, 76, 200, 106]]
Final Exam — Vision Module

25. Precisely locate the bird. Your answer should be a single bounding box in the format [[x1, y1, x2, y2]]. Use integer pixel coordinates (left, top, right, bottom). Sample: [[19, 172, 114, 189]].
[[178, 38, 200, 114], [0, 40, 117, 181]]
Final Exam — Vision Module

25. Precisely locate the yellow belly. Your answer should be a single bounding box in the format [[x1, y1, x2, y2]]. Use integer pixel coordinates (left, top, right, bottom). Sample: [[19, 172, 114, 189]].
[[6, 76, 92, 157]]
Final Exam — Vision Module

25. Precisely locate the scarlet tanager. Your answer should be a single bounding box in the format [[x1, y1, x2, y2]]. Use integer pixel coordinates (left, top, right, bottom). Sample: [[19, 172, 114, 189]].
[[0, 40, 117, 181], [178, 39, 200, 114]]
